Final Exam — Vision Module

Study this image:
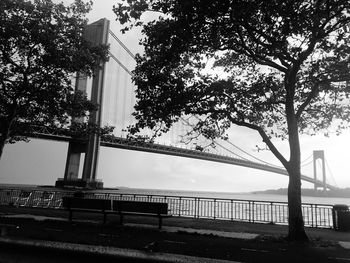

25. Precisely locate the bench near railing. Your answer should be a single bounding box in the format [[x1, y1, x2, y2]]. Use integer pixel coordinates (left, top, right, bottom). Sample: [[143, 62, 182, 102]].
[[62, 197, 171, 229], [0, 188, 336, 229], [62, 197, 112, 223]]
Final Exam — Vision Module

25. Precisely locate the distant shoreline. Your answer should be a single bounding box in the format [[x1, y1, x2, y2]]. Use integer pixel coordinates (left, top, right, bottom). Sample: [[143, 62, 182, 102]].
[[252, 188, 350, 198]]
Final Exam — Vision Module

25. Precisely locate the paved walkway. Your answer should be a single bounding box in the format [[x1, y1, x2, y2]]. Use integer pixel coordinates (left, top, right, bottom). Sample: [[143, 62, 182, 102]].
[[0, 236, 238, 263], [2, 205, 350, 241], [1, 206, 350, 262]]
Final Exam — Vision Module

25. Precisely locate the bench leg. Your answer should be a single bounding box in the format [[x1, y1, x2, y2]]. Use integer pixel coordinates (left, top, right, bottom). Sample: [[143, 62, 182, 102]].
[[69, 210, 72, 222], [158, 217, 162, 229], [120, 213, 124, 225], [103, 212, 107, 224]]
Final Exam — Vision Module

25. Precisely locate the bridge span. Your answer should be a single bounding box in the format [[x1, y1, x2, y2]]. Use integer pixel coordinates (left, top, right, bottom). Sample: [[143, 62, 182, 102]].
[[101, 137, 337, 191], [24, 126, 337, 191]]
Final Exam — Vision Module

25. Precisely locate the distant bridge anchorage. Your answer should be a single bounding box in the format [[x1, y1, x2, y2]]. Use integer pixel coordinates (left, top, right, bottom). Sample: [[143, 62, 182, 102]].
[[24, 18, 338, 191]]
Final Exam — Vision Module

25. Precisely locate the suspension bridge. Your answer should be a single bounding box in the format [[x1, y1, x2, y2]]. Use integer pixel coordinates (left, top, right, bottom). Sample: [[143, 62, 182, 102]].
[[26, 19, 338, 191]]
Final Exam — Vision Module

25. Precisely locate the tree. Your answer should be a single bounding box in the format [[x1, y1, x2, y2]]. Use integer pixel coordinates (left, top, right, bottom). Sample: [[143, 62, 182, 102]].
[[114, 0, 350, 241], [0, 0, 109, 159]]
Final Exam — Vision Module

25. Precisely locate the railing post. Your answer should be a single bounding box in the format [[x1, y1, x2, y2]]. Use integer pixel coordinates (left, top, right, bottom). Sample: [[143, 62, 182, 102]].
[[194, 198, 197, 218], [196, 198, 200, 218], [270, 202, 274, 224], [179, 197, 182, 217], [248, 201, 251, 222], [213, 199, 217, 219], [231, 200, 234, 221], [309, 205, 312, 227], [315, 204, 318, 228]]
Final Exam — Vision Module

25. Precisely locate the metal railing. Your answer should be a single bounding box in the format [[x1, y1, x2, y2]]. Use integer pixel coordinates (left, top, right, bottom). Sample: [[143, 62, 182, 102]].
[[0, 188, 334, 228]]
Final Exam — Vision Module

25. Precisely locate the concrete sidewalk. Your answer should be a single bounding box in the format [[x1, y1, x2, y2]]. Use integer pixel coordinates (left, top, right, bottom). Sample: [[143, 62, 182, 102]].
[[1, 205, 350, 242], [2, 212, 350, 246], [1, 206, 350, 262], [0, 237, 237, 263]]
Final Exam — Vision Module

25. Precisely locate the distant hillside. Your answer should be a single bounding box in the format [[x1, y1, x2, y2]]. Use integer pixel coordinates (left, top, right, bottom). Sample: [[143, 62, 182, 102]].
[[252, 188, 350, 198]]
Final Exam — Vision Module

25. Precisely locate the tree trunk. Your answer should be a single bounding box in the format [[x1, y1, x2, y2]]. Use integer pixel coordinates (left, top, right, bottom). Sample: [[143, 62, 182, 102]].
[[286, 132, 309, 241], [287, 167, 308, 241], [284, 71, 308, 242], [285, 114, 308, 241], [0, 122, 9, 160], [286, 128, 308, 241], [0, 107, 16, 160], [0, 135, 6, 160]]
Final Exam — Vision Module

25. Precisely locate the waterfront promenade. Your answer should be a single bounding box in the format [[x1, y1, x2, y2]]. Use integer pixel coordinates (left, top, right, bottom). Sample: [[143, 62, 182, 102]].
[[0, 187, 337, 228], [1, 205, 350, 262]]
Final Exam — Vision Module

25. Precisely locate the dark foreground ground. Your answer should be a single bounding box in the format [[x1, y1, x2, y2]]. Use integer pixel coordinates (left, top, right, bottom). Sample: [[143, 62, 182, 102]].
[[1, 205, 350, 262]]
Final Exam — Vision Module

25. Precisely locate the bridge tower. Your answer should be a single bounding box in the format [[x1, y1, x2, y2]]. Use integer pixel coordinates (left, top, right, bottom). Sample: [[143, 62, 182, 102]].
[[55, 18, 109, 189], [313, 150, 327, 191]]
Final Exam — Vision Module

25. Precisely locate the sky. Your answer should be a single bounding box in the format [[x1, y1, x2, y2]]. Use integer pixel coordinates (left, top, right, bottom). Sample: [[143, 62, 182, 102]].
[[0, 0, 350, 193]]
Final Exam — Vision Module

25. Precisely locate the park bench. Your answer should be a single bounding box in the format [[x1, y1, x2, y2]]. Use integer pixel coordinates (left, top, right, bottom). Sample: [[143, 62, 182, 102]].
[[62, 197, 171, 229], [112, 200, 171, 229], [62, 197, 112, 224]]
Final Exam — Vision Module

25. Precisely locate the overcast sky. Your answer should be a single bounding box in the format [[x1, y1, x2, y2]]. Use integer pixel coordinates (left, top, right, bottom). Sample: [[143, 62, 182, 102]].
[[1, 0, 349, 193]]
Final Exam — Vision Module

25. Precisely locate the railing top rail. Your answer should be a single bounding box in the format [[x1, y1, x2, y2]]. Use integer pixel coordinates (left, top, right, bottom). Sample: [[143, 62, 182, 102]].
[[106, 192, 334, 207]]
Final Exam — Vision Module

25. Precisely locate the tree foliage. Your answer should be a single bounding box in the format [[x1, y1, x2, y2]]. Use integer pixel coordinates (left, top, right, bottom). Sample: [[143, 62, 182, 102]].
[[115, 0, 350, 139], [114, 0, 350, 241], [0, 0, 109, 158]]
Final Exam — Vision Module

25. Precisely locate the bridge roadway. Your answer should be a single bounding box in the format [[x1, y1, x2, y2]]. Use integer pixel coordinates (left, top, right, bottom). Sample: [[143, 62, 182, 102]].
[[25, 126, 337, 191]]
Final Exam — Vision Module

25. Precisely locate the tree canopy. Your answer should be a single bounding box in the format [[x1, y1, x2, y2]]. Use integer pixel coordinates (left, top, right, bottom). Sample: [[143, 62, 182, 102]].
[[114, 0, 350, 241], [0, 0, 109, 158]]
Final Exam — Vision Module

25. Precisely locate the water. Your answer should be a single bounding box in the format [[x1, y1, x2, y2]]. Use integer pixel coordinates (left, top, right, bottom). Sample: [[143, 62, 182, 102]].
[[104, 187, 350, 206]]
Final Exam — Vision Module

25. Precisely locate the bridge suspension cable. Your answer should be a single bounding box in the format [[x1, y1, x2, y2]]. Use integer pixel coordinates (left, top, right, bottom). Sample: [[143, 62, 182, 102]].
[[185, 116, 284, 168], [179, 116, 280, 167], [325, 159, 338, 187], [109, 30, 136, 60], [109, 52, 133, 76], [108, 29, 137, 76], [301, 153, 313, 164], [213, 141, 251, 161], [301, 159, 313, 168], [223, 139, 283, 168]]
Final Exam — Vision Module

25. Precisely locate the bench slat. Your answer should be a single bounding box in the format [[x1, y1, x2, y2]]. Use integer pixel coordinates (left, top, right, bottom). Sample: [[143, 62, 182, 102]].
[[63, 197, 112, 211], [113, 200, 168, 215]]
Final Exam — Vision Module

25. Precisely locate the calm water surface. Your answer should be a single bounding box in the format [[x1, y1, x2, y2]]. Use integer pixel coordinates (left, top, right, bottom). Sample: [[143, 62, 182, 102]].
[[105, 188, 350, 206]]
